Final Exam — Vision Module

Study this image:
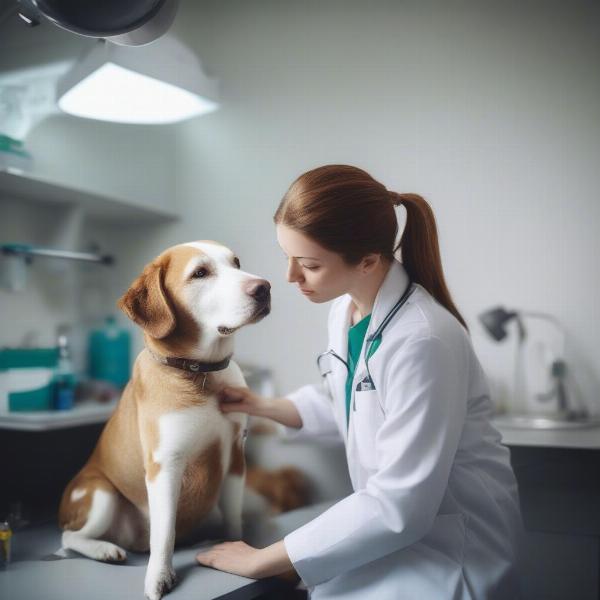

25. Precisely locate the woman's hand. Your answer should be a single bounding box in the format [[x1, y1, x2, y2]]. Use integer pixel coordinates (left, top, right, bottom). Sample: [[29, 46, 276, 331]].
[[196, 541, 263, 578], [219, 386, 266, 416], [195, 540, 294, 579], [219, 387, 304, 429]]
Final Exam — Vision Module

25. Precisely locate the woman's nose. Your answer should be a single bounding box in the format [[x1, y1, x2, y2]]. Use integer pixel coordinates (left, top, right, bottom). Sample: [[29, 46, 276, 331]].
[[286, 259, 303, 283]]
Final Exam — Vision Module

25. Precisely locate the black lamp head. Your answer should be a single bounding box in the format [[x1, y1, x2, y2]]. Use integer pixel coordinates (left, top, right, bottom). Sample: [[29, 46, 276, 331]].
[[17, 0, 178, 45], [478, 306, 519, 342]]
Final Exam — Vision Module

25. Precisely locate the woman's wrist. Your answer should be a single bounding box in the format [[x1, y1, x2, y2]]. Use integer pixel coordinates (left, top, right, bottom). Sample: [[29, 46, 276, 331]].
[[252, 540, 296, 578], [253, 396, 276, 418]]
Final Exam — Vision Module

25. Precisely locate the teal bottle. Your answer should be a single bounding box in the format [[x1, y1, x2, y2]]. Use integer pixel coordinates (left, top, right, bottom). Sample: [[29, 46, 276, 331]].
[[89, 316, 131, 388]]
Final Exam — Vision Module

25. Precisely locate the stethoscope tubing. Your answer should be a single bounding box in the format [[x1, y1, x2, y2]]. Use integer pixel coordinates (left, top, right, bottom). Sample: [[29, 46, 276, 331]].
[[316, 281, 416, 410]]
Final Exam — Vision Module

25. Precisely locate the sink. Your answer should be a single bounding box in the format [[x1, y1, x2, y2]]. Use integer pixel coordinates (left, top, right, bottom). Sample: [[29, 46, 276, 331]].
[[492, 413, 600, 430]]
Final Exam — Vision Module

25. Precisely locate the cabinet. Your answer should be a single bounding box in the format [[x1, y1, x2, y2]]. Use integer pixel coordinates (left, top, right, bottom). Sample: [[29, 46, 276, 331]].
[[494, 422, 600, 599]]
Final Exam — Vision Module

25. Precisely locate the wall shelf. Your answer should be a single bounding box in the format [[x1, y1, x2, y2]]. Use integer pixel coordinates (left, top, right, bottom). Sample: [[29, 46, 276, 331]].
[[0, 398, 117, 431], [0, 169, 179, 224]]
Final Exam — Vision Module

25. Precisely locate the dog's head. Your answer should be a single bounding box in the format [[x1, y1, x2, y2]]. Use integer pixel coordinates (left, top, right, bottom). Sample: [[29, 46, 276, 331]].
[[118, 241, 270, 358]]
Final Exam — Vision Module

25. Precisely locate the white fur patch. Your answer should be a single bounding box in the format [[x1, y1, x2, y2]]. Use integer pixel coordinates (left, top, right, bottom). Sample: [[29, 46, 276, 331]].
[[71, 487, 87, 502], [75, 488, 116, 537]]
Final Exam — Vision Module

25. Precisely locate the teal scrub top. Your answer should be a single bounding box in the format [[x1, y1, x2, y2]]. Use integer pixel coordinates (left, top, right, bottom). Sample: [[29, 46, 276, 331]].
[[345, 314, 381, 429]]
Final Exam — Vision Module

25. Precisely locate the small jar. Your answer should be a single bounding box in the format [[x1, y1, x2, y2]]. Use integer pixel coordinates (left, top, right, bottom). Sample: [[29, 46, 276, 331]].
[[0, 521, 12, 567]]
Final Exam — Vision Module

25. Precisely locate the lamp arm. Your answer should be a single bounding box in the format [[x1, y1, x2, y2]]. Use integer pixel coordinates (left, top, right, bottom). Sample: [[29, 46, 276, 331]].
[[520, 311, 566, 357]]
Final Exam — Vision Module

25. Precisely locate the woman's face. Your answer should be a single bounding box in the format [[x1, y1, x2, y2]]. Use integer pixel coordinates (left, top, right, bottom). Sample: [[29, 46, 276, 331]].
[[276, 224, 359, 303]]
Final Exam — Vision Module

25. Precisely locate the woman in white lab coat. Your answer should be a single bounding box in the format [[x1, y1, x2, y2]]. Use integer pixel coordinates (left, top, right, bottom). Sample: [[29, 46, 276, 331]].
[[196, 164, 523, 599]]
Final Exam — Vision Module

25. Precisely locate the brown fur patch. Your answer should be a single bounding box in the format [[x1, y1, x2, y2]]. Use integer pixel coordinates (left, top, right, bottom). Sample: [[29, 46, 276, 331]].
[[175, 439, 223, 539], [118, 254, 176, 340], [229, 434, 245, 476], [245, 466, 309, 514], [150, 246, 202, 357]]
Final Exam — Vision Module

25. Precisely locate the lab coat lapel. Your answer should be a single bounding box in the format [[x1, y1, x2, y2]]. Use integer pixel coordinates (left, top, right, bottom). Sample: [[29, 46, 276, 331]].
[[369, 260, 411, 338], [353, 260, 410, 379]]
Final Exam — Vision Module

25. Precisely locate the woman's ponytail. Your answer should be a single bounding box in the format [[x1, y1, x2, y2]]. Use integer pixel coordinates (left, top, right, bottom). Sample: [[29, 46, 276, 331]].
[[393, 192, 469, 331]]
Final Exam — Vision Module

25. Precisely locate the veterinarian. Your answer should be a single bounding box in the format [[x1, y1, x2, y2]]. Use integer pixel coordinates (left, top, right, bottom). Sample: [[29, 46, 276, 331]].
[[196, 164, 522, 599]]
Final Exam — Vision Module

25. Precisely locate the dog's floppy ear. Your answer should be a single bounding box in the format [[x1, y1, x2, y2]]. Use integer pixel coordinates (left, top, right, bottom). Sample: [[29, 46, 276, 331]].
[[118, 260, 176, 339]]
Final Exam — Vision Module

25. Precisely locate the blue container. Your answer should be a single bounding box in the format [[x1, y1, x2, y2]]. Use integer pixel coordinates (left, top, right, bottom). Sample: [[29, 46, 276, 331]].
[[0, 348, 58, 412], [88, 316, 131, 388]]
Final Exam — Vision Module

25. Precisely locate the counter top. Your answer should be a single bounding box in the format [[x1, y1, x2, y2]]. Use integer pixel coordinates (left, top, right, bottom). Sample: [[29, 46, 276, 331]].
[[492, 418, 600, 450], [0, 500, 335, 600]]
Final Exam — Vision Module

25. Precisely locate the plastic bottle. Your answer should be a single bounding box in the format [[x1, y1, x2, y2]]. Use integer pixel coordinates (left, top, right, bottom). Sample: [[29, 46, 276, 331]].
[[88, 316, 131, 388], [53, 326, 76, 410], [0, 521, 12, 567]]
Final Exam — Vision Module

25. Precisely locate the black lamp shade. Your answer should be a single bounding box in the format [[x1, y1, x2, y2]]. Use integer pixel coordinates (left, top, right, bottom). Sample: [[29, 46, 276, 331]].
[[30, 0, 165, 37], [478, 307, 518, 342]]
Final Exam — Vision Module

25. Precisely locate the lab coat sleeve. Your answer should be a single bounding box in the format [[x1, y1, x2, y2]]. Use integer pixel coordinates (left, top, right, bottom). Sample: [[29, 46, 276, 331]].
[[283, 335, 467, 587], [278, 382, 343, 445]]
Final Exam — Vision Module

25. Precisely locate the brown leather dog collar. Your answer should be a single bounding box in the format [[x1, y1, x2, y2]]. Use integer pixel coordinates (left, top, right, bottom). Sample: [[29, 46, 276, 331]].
[[147, 347, 232, 373]]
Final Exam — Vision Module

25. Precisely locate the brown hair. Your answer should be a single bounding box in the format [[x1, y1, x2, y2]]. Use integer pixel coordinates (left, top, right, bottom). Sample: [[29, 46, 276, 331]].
[[274, 164, 468, 330]]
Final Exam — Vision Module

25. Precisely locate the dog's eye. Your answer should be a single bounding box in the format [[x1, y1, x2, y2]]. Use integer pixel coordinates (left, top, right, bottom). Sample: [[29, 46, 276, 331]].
[[233, 257, 241, 269], [192, 267, 209, 279]]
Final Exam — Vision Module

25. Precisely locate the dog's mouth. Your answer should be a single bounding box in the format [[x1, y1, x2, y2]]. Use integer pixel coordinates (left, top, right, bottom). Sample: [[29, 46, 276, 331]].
[[217, 301, 271, 336]]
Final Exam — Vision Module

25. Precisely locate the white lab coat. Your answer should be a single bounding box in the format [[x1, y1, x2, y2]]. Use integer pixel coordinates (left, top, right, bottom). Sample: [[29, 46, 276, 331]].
[[281, 260, 522, 599]]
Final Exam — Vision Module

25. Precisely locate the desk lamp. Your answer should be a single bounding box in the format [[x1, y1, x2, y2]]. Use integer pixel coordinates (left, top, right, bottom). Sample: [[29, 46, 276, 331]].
[[479, 306, 588, 424]]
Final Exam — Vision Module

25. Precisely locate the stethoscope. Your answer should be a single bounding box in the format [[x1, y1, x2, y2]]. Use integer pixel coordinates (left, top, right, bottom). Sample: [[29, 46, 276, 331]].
[[317, 281, 415, 409]]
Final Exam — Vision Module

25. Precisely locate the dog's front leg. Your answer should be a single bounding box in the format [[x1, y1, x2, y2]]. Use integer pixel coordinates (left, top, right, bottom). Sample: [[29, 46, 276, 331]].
[[144, 457, 185, 600]]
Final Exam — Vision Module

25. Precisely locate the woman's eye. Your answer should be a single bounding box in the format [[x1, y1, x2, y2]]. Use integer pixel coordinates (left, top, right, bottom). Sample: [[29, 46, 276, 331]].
[[303, 265, 320, 271], [192, 267, 209, 279], [233, 257, 241, 269]]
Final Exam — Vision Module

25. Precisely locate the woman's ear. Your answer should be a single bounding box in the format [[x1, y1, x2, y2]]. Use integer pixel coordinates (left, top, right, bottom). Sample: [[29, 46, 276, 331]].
[[359, 253, 381, 275], [117, 261, 176, 339]]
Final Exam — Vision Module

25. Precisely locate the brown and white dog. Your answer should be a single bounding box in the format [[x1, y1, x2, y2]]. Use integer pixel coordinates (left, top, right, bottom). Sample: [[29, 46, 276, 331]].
[[58, 241, 270, 600]]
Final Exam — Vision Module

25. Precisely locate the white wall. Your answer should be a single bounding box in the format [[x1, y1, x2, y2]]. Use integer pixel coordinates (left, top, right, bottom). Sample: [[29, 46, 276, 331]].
[[1, 0, 599, 413], [167, 0, 600, 410]]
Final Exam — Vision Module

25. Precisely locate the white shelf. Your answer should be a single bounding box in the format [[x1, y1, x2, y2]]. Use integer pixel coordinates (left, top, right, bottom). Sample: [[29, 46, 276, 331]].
[[0, 398, 118, 431], [0, 169, 179, 224]]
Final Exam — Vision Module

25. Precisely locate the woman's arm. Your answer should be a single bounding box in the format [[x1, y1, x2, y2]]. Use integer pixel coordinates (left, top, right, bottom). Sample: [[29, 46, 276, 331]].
[[196, 539, 294, 579], [221, 383, 343, 445], [220, 387, 303, 429]]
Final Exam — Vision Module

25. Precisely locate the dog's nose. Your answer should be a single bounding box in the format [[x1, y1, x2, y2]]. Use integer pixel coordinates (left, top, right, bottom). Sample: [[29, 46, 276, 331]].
[[245, 279, 271, 301]]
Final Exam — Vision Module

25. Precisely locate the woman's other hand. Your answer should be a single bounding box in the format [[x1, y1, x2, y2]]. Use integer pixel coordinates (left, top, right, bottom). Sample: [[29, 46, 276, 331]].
[[196, 540, 295, 579], [196, 541, 263, 578]]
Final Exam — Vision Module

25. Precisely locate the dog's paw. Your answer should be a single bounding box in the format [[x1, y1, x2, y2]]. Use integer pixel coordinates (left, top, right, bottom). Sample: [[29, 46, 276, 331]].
[[92, 541, 127, 562], [144, 563, 177, 600]]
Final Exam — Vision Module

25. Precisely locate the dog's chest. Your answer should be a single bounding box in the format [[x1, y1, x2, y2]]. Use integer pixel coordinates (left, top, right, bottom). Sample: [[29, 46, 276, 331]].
[[152, 362, 247, 469]]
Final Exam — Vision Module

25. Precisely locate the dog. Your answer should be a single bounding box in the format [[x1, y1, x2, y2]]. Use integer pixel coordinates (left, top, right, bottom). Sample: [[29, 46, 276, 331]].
[[58, 241, 271, 600]]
